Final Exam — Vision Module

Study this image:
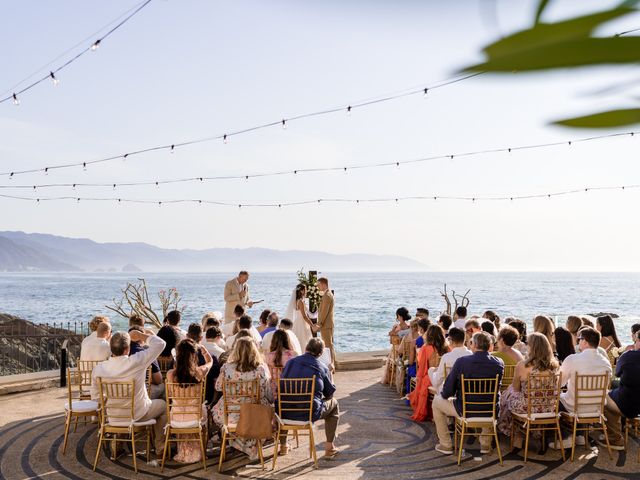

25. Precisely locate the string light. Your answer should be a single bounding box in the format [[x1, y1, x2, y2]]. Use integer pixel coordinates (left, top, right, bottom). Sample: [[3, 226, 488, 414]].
[[49, 72, 59, 86], [12, 94, 19, 106], [282, 119, 287, 129], [3, 130, 637, 189], [2, 182, 638, 207], [90, 40, 101, 51]]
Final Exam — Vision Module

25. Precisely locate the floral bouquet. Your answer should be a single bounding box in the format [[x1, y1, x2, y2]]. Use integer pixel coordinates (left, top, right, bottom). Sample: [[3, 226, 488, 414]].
[[297, 269, 321, 313]]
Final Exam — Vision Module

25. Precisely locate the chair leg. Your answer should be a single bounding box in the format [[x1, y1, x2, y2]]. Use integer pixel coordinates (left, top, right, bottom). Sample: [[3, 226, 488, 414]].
[[62, 412, 72, 455], [272, 428, 281, 471], [601, 422, 613, 459], [523, 423, 530, 463], [556, 421, 566, 462], [131, 430, 138, 474], [257, 440, 265, 470], [218, 430, 227, 472], [309, 427, 318, 468], [73, 415, 79, 433], [457, 423, 465, 465], [295, 430, 299, 448], [146, 427, 151, 464], [161, 429, 170, 472], [93, 429, 104, 471], [494, 426, 503, 465], [200, 430, 207, 471], [570, 419, 577, 462]]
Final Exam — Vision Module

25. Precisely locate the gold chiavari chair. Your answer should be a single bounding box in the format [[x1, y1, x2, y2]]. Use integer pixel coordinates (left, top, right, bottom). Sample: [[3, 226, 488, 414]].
[[157, 356, 173, 379], [454, 375, 502, 466], [560, 372, 612, 462], [76, 360, 102, 399], [427, 363, 450, 396], [624, 416, 640, 462], [511, 373, 565, 462], [387, 335, 402, 388], [62, 367, 100, 454], [93, 379, 156, 473], [218, 378, 263, 472], [500, 364, 516, 392], [272, 376, 317, 470], [162, 382, 207, 472]]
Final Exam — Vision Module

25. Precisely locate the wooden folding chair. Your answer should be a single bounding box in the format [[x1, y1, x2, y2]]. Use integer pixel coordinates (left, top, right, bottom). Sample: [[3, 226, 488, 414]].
[[218, 378, 264, 472], [560, 372, 612, 462], [93, 378, 156, 473], [62, 367, 100, 454], [272, 376, 317, 470], [157, 356, 173, 379], [161, 382, 207, 472], [511, 373, 565, 462], [454, 375, 502, 465], [500, 364, 516, 392]]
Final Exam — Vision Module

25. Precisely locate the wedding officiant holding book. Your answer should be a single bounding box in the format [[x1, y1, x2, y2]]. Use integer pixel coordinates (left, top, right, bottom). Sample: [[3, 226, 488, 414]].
[[224, 271, 254, 324], [315, 277, 335, 368]]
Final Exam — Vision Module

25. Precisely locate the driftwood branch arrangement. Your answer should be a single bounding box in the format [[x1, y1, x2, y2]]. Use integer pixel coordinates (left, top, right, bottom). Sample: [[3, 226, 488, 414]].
[[440, 283, 470, 316]]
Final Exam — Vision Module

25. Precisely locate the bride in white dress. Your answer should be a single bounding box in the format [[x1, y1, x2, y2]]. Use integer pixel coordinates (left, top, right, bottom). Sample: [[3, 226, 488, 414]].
[[285, 284, 314, 349]]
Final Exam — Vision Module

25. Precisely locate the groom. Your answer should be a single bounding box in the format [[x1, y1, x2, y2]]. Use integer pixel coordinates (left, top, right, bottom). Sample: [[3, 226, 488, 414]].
[[314, 277, 335, 369]]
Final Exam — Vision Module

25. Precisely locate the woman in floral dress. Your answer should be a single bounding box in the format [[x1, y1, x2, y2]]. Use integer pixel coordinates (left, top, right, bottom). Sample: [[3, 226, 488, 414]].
[[213, 337, 273, 459]]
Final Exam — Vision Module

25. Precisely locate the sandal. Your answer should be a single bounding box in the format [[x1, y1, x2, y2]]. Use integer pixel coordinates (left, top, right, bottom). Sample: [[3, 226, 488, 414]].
[[324, 448, 340, 459]]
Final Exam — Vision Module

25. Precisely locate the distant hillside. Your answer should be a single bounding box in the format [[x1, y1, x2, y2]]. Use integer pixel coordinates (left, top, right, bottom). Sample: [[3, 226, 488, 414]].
[[0, 231, 427, 272]]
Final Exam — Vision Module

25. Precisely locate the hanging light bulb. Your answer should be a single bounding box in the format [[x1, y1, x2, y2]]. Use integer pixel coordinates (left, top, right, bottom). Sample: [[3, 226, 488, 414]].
[[346, 106, 352, 116], [170, 145, 175, 154], [50, 72, 59, 86], [90, 40, 101, 51], [44, 168, 49, 175], [223, 134, 228, 144], [12, 93, 19, 106], [282, 119, 287, 130], [423, 88, 428, 98], [9, 173, 14, 180], [82, 163, 87, 171]]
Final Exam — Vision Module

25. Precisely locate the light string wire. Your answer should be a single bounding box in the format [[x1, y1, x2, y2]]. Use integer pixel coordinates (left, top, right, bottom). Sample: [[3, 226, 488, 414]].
[[2, 182, 639, 207], [0, 0, 153, 105], [0, 71, 485, 177], [1, 130, 636, 190]]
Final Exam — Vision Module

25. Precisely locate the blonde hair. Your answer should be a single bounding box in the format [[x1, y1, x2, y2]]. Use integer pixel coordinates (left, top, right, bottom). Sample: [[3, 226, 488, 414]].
[[566, 315, 583, 335], [89, 315, 109, 332], [230, 337, 262, 373], [533, 315, 555, 347], [525, 332, 558, 372]]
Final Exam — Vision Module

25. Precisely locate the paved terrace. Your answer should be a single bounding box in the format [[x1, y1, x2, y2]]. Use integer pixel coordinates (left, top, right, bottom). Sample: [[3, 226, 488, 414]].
[[1, 366, 639, 480]]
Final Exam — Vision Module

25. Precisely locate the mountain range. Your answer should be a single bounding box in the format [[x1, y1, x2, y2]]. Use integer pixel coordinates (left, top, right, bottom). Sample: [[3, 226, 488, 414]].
[[0, 231, 426, 272]]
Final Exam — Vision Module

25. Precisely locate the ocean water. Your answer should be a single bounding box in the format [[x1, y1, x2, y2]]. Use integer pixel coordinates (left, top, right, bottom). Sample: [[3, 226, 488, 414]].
[[1, 272, 639, 351]]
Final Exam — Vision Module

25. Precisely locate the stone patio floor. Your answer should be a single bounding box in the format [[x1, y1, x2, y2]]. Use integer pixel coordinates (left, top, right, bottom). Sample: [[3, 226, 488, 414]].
[[1, 367, 639, 479]]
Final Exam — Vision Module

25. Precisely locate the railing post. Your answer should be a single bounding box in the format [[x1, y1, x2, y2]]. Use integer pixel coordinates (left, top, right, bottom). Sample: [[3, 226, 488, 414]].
[[60, 339, 68, 388]]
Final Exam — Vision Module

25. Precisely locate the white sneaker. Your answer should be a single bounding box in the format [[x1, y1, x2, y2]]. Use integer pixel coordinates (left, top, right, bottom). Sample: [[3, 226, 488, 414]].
[[575, 435, 586, 446], [435, 444, 454, 455], [548, 438, 573, 450]]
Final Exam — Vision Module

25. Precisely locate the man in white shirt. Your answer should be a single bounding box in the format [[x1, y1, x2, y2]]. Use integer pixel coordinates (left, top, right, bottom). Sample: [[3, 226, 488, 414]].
[[80, 315, 110, 354], [80, 321, 112, 361], [452, 306, 468, 330], [226, 315, 263, 348], [428, 327, 471, 392], [262, 319, 302, 355], [203, 327, 226, 359], [91, 330, 166, 456]]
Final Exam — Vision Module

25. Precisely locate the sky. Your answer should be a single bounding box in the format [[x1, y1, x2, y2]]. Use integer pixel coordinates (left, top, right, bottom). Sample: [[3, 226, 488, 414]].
[[1, 0, 640, 271]]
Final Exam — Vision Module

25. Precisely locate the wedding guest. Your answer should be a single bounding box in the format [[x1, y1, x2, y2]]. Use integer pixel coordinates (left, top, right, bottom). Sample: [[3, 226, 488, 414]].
[[266, 330, 298, 396], [497, 333, 559, 438], [398, 320, 420, 393], [278, 338, 340, 458], [81, 315, 110, 353], [408, 325, 450, 421], [452, 306, 468, 330], [415, 318, 430, 349], [533, 315, 555, 351], [213, 337, 272, 459], [464, 318, 481, 348], [432, 332, 503, 455], [550, 327, 612, 449], [483, 310, 501, 330], [166, 338, 213, 463], [227, 315, 263, 347], [481, 320, 497, 337], [428, 327, 471, 392], [80, 321, 112, 361], [167, 310, 187, 340], [391, 307, 411, 338], [596, 315, 622, 352], [157, 322, 180, 358], [91, 330, 167, 456], [602, 331, 640, 451], [415, 308, 429, 321], [201, 311, 222, 330], [257, 309, 272, 335], [203, 327, 226, 359], [263, 318, 302, 355], [129, 314, 145, 329], [581, 316, 595, 328], [506, 318, 529, 357], [566, 315, 583, 346], [128, 326, 164, 399], [186, 323, 207, 365], [260, 311, 279, 338], [223, 304, 246, 338], [624, 323, 640, 352], [438, 314, 452, 332], [492, 325, 524, 365], [554, 327, 576, 363]]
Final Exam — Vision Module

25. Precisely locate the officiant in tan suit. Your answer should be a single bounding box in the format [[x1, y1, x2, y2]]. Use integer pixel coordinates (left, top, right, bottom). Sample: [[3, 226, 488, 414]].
[[224, 271, 253, 324], [315, 277, 335, 367]]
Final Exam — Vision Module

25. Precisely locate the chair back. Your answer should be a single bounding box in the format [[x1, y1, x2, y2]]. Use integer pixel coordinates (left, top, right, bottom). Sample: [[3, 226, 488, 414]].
[[68, 364, 94, 401], [166, 382, 204, 426], [77, 360, 102, 374], [402, 338, 414, 360], [443, 364, 451, 380], [269, 366, 284, 386], [145, 365, 153, 396], [276, 377, 316, 424], [157, 356, 173, 377], [390, 334, 402, 347], [501, 364, 516, 391], [220, 378, 261, 425], [573, 373, 610, 417], [525, 372, 561, 416], [97, 378, 136, 426], [460, 375, 500, 419]]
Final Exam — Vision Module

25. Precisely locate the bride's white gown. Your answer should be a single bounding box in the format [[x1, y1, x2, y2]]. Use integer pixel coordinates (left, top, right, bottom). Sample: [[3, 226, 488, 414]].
[[289, 298, 313, 349]]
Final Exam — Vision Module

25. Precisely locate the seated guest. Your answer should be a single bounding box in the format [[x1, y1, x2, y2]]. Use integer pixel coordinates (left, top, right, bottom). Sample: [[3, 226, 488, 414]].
[[257, 309, 272, 335], [128, 326, 164, 399], [581, 316, 595, 328], [408, 325, 450, 421], [263, 318, 302, 355], [278, 338, 339, 458], [596, 315, 622, 361], [438, 314, 452, 333], [157, 321, 180, 358], [265, 330, 298, 396], [80, 321, 112, 361], [452, 306, 468, 330], [533, 315, 556, 352], [498, 333, 558, 438], [566, 315, 583, 347], [223, 305, 245, 338], [166, 338, 213, 463], [481, 320, 497, 337], [428, 327, 471, 392], [492, 325, 524, 365], [550, 327, 612, 449], [553, 326, 576, 363], [415, 308, 429, 321], [624, 323, 640, 352], [213, 338, 272, 459], [186, 323, 208, 365], [227, 315, 263, 347], [415, 318, 430, 349], [398, 320, 421, 393], [91, 330, 167, 456], [166, 310, 187, 340], [393, 307, 412, 338], [483, 310, 501, 330], [464, 318, 481, 348], [81, 315, 110, 353], [603, 330, 640, 451], [260, 311, 279, 338], [432, 332, 504, 455], [203, 326, 226, 359], [201, 311, 222, 330], [506, 318, 529, 357]]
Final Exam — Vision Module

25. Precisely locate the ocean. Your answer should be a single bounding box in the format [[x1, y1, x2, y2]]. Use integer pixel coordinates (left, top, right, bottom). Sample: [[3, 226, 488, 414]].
[[1, 272, 638, 351]]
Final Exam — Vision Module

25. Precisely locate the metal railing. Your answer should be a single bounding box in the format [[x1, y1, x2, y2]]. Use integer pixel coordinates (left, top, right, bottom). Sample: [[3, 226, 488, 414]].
[[0, 320, 87, 376]]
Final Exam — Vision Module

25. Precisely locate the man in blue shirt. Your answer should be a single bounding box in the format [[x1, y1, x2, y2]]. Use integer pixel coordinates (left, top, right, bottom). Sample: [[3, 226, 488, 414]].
[[602, 331, 640, 450], [432, 331, 504, 455], [279, 338, 340, 458], [260, 312, 279, 338]]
